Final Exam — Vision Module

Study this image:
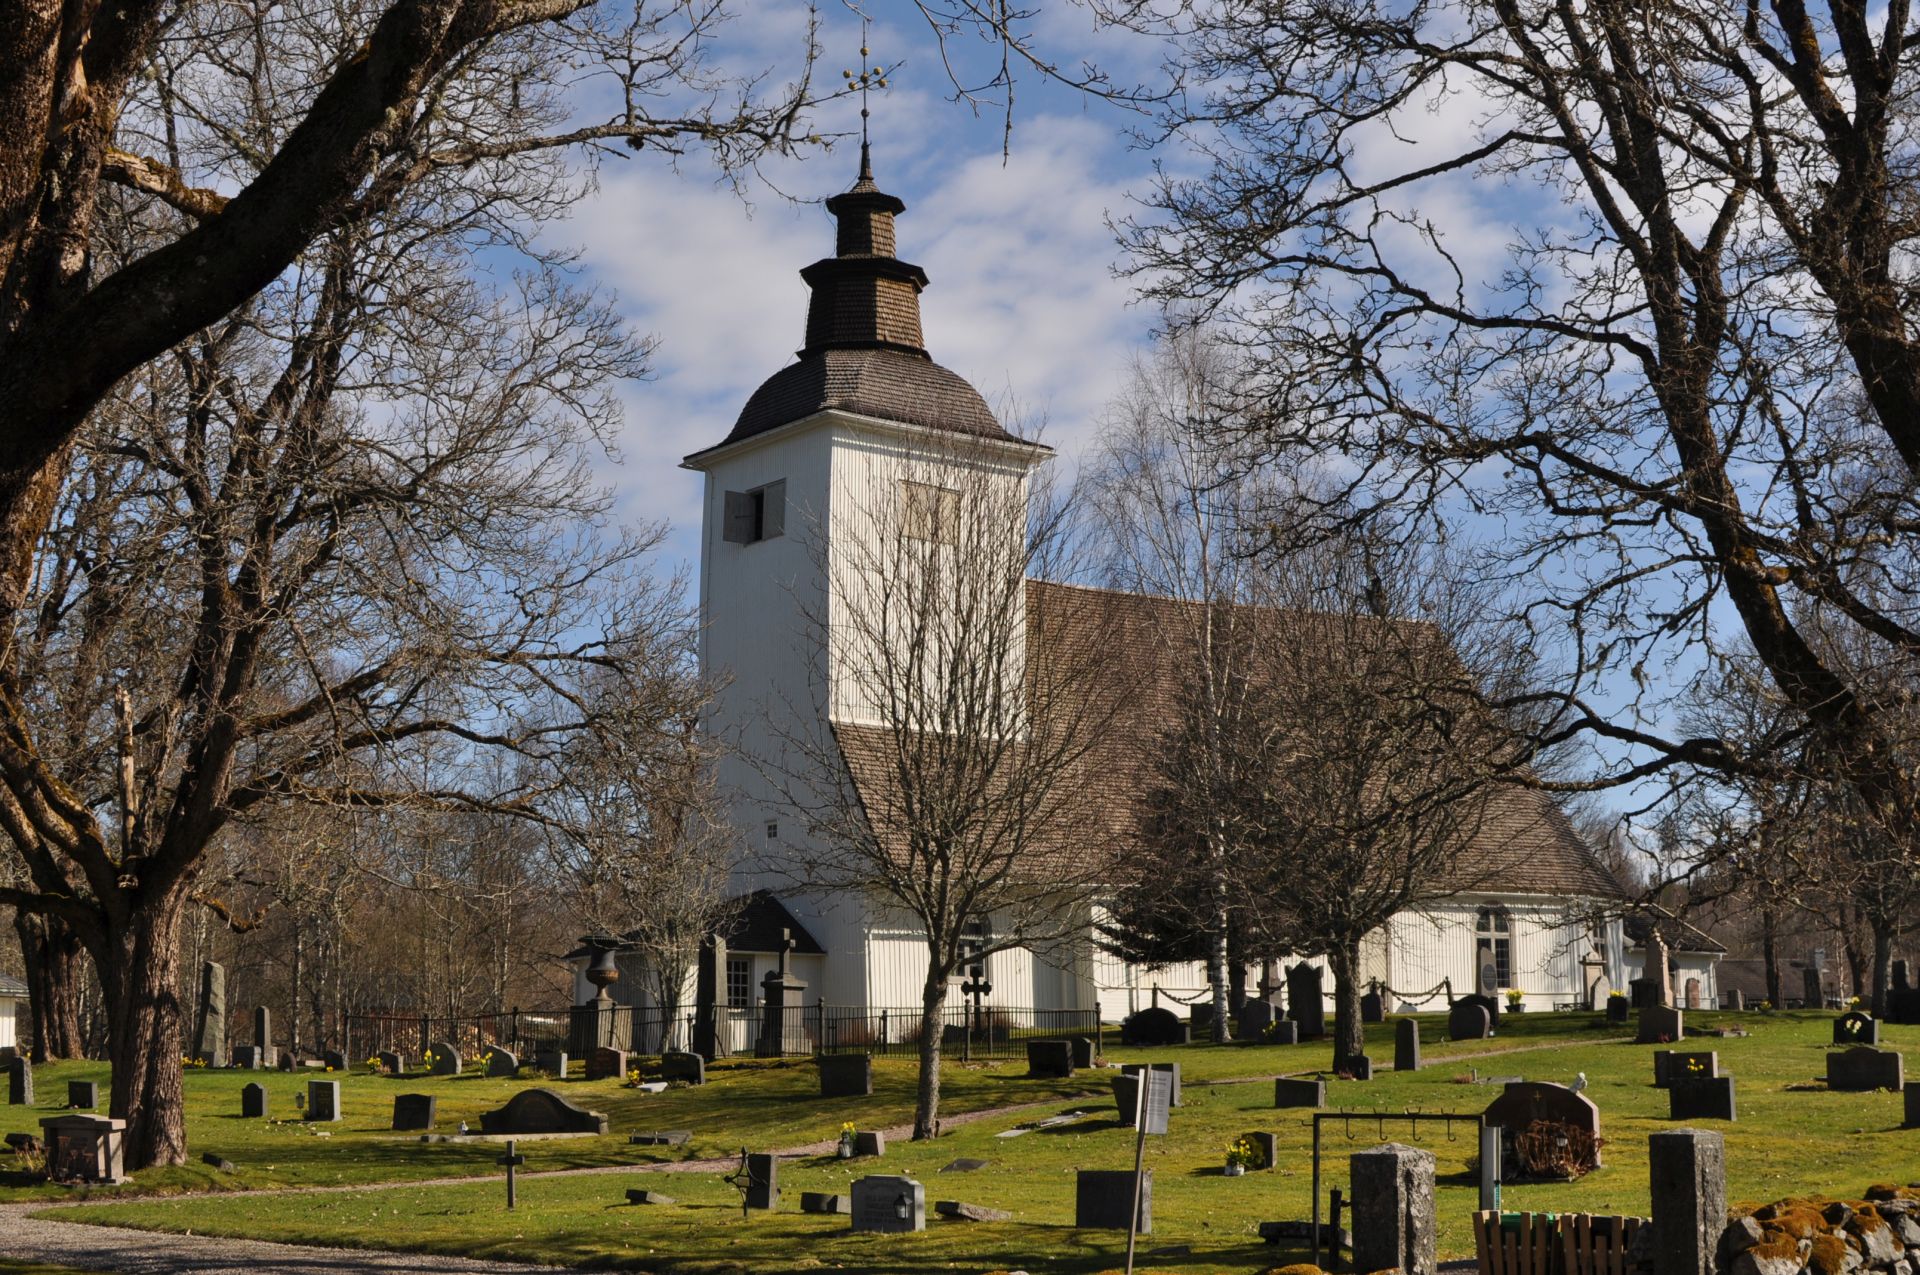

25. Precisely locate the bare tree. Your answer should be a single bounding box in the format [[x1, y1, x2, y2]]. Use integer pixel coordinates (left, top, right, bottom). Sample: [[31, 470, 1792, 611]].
[[1081, 330, 1272, 1041], [546, 665, 739, 1050], [1230, 536, 1543, 1069], [768, 438, 1119, 1139], [1115, 0, 1920, 849]]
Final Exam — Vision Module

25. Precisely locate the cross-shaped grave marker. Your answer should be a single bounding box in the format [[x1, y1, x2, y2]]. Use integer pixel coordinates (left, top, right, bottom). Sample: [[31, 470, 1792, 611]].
[[497, 1139, 526, 1209]]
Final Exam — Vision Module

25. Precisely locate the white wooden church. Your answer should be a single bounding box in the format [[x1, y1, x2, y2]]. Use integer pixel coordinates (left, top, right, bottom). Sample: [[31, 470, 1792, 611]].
[[580, 152, 1659, 1045]]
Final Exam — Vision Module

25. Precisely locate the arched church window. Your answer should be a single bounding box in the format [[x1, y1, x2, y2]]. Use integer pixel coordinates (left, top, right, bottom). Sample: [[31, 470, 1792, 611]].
[[1475, 906, 1513, 988]]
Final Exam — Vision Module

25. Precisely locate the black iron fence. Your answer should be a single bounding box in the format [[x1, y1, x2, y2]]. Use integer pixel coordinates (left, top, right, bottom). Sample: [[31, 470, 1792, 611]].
[[344, 1002, 1101, 1065]]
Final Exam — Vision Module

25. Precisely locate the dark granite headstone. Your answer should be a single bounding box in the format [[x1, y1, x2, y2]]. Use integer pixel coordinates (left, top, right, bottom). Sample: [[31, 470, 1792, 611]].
[[534, 1049, 567, 1078], [1025, 1039, 1074, 1078], [377, 1050, 406, 1076], [1361, 988, 1385, 1023], [1448, 1002, 1491, 1041], [802, 1191, 850, 1214], [585, 1046, 628, 1081], [1274, 1077, 1326, 1108], [231, 1044, 259, 1070], [1668, 1075, 1736, 1121], [1243, 1130, 1278, 1170], [1348, 1054, 1374, 1081], [1652, 1050, 1717, 1089], [322, 1049, 347, 1073], [1458, 991, 1500, 1025], [1827, 1045, 1904, 1092], [1636, 1005, 1683, 1044], [1834, 1011, 1879, 1045], [1265, 1019, 1299, 1046], [306, 1079, 341, 1121], [1068, 1036, 1094, 1069], [1288, 964, 1326, 1038], [1483, 1082, 1603, 1166], [483, 1045, 519, 1078], [240, 1082, 267, 1119], [1119, 1006, 1187, 1046], [1394, 1018, 1421, 1072], [851, 1130, 884, 1157], [392, 1093, 436, 1130], [693, 932, 726, 1063], [660, 1051, 705, 1085], [477, 1087, 609, 1135], [850, 1174, 925, 1232], [7, 1057, 32, 1106], [66, 1080, 95, 1110], [254, 1005, 272, 1058], [1905, 1081, 1920, 1129], [1727, 989, 1745, 1011], [745, 1152, 777, 1209], [1235, 999, 1277, 1038], [425, 1041, 461, 1076], [1076, 1169, 1150, 1233], [818, 1053, 873, 1098], [1802, 966, 1823, 1008]]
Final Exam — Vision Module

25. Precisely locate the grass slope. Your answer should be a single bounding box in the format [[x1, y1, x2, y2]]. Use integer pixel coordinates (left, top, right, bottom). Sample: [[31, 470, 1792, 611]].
[[33, 1012, 1920, 1274]]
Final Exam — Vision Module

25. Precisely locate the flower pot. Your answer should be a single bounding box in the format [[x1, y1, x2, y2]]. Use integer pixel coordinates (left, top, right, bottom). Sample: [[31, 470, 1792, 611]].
[[1224, 1163, 1246, 1177], [837, 1141, 853, 1159]]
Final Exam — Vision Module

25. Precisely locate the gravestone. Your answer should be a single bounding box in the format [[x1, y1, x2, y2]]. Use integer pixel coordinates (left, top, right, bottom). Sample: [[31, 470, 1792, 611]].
[[1112, 1070, 1173, 1133], [1483, 1082, 1604, 1168], [1459, 991, 1501, 1025], [1668, 1075, 1736, 1121], [660, 1051, 705, 1085], [1684, 978, 1701, 1010], [1025, 1039, 1074, 1079], [1645, 927, 1673, 1006], [754, 929, 808, 1056], [534, 1049, 567, 1078], [1351, 1144, 1437, 1275], [1834, 1010, 1879, 1045], [1629, 978, 1657, 1009], [1449, 1001, 1491, 1041], [801, 1192, 850, 1214], [692, 932, 726, 1062], [850, 1175, 925, 1233], [1636, 1005, 1684, 1044], [1361, 986, 1385, 1023], [1288, 963, 1326, 1038], [1068, 1036, 1094, 1069], [483, 1045, 519, 1078], [425, 1041, 462, 1076], [1274, 1077, 1326, 1109], [1347, 1054, 1374, 1081], [193, 961, 227, 1067], [585, 1046, 628, 1082], [1727, 989, 1745, 1011], [1235, 999, 1277, 1038], [851, 1130, 884, 1157], [1649, 1129, 1725, 1275], [306, 1079, 341, 1121], [6, 1057, 30, 1105], [377, 1050, 406, 1076], [1119, 1005, 1187, 1046], [39, 1114, 127, 1185], [1802, 966, 1824, 1008], [231, 1045, 259, 1070], [1827, 1045, 1904, 1091], [745, 1152, 777, 1209], [629, 1131, 692, 1147], [1242, 1130, 1278, 1170], [1075, 1168, 1150, 1233], [818, 1053, 873, 1098], [1905, 1082, 1920, 1130], [278, 1052, 295, 1071], [254, 1005, 272, 1061], [1265, 1019, 1299, 1046], [477, 1087, 609, 1135], [393, 1093, 436, 1131], [936, 1200, 1011, 1222], [66, 1080, 96, 1110], [240, 1082, 267, 1119], [1475, 942, 1499, 1001], [1395, 1018, 1422, 1072], [1653, 1050, 1718, 1088], [322, 1049, 347, 1073], [1607, 995, 1632, 1024]]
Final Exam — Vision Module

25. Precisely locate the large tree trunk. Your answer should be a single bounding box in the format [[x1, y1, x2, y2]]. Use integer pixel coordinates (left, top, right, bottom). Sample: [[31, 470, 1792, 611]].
[[1328, 938, 1364, 1071], [1870, 923, 1894, 1019], [16, 910, 84, 1061], [99, 888, 191, 1169], [912, 964, 950, 1141]]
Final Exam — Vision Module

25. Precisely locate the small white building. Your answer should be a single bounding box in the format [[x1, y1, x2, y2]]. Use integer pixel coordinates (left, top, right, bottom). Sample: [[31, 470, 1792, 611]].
[[632, 151, 1631, 1033], [0, 974, 29, 1053]]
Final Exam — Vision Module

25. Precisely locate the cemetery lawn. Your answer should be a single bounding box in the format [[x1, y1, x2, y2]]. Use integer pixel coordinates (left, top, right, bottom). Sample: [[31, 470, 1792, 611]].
[[37, 1012, 1920, 1274]]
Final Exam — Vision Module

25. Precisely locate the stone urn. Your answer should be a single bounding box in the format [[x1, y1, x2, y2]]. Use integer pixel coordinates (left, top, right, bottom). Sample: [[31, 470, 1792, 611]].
[[585, 944, 620, 991]]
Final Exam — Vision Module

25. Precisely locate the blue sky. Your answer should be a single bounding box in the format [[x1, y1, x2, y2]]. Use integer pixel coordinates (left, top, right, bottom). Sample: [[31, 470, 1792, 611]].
[[554, 4, 1172, 568]]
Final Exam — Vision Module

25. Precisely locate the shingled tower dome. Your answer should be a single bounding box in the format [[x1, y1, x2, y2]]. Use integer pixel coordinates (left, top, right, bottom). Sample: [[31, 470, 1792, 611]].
[[715, 148, 1015, 447]]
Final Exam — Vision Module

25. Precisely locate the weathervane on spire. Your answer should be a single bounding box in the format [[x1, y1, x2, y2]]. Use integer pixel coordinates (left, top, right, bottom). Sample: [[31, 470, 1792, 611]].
[[842, 14, 890, 179]]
